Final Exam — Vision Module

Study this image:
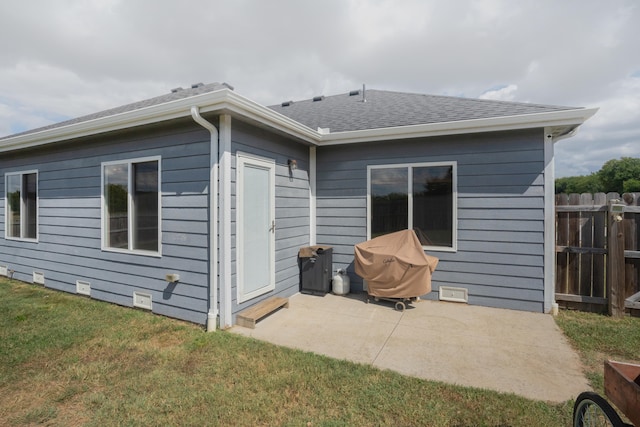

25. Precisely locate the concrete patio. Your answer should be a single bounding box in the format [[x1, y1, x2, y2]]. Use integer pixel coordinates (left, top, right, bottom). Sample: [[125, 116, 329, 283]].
[[230, 292, 590, 403]]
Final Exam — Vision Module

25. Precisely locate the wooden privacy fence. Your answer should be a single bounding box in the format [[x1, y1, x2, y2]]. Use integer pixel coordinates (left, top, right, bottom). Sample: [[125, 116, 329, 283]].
[[555, 192, 640, 317]]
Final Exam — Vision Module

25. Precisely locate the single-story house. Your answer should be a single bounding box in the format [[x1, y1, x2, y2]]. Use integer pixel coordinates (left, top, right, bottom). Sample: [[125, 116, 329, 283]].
[[0, 82, 597, 330]]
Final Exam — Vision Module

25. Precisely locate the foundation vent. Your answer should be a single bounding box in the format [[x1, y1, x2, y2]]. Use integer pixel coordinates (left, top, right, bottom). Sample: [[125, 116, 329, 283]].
[[439, 286, 468, 303], [0, 265, 7, 276], [33, 271, 45, 285], [76, 280, 91, 296], [133, 292, 152, 310]]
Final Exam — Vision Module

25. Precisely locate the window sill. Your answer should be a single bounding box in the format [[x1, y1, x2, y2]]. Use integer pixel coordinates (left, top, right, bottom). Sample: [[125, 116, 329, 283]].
[[101, 247, 162, 258], [422, 245, 457, 253], [4, 236, 38, 243]]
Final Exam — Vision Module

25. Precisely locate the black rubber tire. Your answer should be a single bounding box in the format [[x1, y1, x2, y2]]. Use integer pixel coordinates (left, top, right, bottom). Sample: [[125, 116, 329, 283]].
[[573, 392, 626, 427]]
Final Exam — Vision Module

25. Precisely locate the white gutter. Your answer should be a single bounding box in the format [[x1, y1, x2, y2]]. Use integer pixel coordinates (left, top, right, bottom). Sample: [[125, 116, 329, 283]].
[[0, 86, 599, 155], [190, 106, 219, 332], [217, 91, 319, 143], [0, 90, 229, 153], [318, 107, 599, 146]]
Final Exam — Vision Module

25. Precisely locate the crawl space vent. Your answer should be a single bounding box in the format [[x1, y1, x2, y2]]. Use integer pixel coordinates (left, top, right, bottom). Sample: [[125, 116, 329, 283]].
[[76, 280, 91, 296], [33, 271, 45, 285], [133, 292, 152, 310], [439, 286, 468, 303]]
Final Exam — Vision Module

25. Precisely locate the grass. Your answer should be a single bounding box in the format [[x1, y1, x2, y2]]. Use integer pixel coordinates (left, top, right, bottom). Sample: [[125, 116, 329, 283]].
[[555, 309, 640, 394], [0, 278, 636, 426]]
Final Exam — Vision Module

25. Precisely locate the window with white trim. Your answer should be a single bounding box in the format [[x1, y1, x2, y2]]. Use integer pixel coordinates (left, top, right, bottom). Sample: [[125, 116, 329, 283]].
[[368, 162, 457, 251], [102, 157, 161, 254], [5, 170, 38, 241]]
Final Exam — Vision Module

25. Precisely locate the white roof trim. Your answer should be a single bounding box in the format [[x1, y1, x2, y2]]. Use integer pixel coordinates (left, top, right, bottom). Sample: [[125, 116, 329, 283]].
[[317, 107, 599, 145], [214, 91, 319, 143], [0, 89, 598, 153]]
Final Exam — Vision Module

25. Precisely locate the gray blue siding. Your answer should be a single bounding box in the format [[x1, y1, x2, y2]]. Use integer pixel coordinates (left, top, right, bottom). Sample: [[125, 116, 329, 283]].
[[230, 121, 310, 320], [1, 116, 551, 325], [316, 128, 547, 312], [0, 119, 213, 324]]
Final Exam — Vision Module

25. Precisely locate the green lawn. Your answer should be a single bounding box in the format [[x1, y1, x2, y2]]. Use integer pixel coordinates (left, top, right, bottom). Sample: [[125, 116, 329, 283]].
[[1, 278, 636, 426], [555, 309, 640, 394]]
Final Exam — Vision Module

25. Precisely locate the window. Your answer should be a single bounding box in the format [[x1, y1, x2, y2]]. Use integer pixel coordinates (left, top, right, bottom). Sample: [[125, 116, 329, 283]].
[[368, 162, 457, 251], [5, 171, 38, 241], [102, 157, 160, 254]]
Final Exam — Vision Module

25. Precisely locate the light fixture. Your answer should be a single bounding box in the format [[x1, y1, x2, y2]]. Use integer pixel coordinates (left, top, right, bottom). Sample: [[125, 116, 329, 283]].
[[288, 159, 297, 172]]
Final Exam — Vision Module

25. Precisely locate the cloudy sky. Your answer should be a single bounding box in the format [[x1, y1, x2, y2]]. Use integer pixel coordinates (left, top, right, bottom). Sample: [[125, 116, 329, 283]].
[[1, 0, 638, 177]]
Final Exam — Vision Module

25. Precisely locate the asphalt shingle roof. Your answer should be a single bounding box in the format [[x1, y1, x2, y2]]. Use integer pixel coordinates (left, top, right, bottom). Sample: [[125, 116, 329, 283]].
[[2, 84, 580, 141], [268, 89, 577, 132], [1, 82, 231, 140]]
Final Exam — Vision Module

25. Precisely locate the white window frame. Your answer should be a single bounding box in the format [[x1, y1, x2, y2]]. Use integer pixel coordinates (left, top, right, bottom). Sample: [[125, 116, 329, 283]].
[[367, 161, 457, 252], [4, 170, 39, 242], [101, 156, 162, 257]]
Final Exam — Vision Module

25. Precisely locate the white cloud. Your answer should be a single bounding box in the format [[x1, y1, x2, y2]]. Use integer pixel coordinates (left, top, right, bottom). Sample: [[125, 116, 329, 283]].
[[0, 0, 639, 178], [555, 73, 640, 177], [479, 84, 518, 101]]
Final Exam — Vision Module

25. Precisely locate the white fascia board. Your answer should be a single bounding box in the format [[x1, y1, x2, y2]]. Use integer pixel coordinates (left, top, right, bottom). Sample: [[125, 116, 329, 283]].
[[205, 91, 319, 144], [317, 107, 599, 146], [0, 90, 233, 153], [0, 87, 597, 152], [0, 89, 319, 153]]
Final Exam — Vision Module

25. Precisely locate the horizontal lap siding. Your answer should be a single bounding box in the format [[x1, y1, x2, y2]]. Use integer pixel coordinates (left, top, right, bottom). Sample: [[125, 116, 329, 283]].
[[316, 129, 546, 312], [230, 121, 310, 318], [0, 119, 212, 324]]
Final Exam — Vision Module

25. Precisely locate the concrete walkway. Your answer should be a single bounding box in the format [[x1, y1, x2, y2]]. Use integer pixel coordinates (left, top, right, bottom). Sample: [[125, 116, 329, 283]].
[[230, 292, 590, 403]]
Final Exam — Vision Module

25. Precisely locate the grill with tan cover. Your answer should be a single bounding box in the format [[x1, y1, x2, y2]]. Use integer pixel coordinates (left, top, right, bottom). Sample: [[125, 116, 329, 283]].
[[354, 229, 438, 300]]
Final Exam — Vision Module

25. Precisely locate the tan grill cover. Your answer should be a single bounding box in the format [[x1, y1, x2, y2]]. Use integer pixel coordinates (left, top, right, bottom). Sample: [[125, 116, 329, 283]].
[[354, 230, 438, 298]]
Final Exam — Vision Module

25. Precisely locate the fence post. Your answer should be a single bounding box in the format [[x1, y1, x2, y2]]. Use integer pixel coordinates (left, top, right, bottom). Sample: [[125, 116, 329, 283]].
[[607, 200, 626, 317]]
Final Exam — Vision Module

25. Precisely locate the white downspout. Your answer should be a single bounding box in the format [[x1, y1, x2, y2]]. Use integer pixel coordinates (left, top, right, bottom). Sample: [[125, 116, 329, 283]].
[[191, 106, 219, 331], [218, 114, 233, 328], [309, 146, 317, 246], [543, 129, 556, 315]]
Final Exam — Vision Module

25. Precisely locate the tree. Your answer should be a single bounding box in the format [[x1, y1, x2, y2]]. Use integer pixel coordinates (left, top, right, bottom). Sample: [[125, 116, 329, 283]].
[[555, 174, 602, 194], [623, 178, 640, 193], [598, 157, 640, 194], [555, 157, 640, 194]]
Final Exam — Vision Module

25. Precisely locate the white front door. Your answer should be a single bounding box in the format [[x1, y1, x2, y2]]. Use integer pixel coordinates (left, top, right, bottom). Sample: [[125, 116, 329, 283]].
[[236, 153, 276, 303]]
